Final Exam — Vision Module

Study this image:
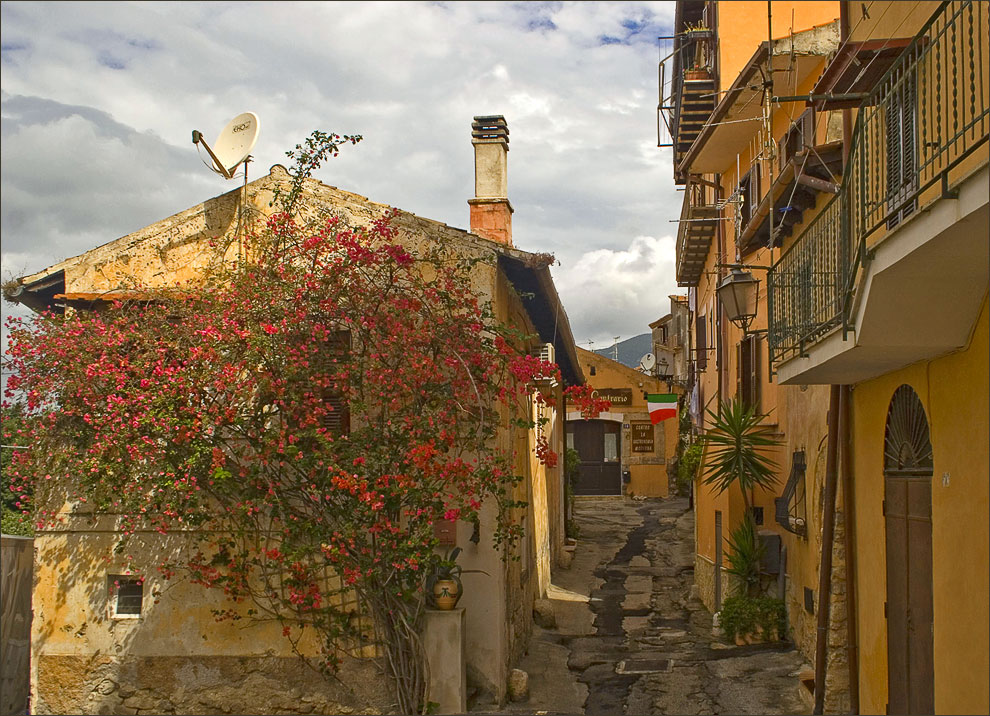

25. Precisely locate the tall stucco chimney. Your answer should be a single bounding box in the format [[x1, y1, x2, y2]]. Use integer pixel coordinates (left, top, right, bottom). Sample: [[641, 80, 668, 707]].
[[469, 115, 513, 246]]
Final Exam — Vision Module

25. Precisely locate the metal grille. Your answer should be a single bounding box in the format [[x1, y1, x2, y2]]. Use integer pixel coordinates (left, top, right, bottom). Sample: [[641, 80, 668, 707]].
[[883, 385, 933, 476], [769, 0, 990, 365], [775, 450, 808, 536]]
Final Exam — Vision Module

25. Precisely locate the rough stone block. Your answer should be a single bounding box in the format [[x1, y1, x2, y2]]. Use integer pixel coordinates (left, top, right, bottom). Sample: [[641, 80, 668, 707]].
[[508, 668, 529, 702], [622, 591, 652, 611], [625, 575, 653, 594], [533, 599, 556, 629]]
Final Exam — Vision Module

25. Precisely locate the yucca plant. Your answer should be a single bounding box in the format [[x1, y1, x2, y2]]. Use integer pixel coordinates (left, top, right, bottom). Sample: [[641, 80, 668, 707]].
[[702, 398, 781, 512], [724, 513, 766, 597]]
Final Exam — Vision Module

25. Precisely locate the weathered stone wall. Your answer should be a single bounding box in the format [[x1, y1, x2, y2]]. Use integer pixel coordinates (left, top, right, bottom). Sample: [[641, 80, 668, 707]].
[[33, 654, 387, 715], [693, 553, 740, 614]]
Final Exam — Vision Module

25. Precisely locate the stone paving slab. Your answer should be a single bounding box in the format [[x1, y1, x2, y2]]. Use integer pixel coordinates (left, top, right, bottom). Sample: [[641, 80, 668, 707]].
[[623, 575, 653, 594], [475, 497, 812, 715]]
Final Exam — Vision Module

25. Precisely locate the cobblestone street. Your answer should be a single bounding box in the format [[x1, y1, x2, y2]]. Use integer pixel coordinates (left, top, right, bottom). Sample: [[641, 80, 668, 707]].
[[483, 496, 811, 715]]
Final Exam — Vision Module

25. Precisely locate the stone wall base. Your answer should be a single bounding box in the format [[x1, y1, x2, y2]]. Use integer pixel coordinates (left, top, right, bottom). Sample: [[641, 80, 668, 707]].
[[33, 654, 390, 715]]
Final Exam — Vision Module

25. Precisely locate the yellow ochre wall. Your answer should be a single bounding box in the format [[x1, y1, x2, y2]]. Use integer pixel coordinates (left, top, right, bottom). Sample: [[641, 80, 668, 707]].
[[850, 297, 989, 715], [716, 1, 840, 92], [570, 348, 678, 498]]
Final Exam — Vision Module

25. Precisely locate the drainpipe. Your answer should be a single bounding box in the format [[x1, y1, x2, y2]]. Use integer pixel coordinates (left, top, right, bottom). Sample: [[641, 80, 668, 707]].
[[834, 6, 859, 710], [814, 384, 841, 714], [839, 385, 859, 714]]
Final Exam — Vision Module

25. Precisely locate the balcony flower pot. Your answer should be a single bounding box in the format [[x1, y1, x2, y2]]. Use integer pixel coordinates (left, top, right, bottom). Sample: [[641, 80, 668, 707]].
[[685, 68, 710, 81]]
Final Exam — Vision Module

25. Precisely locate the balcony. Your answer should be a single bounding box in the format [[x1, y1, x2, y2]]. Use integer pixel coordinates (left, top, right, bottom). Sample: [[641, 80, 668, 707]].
[[675, 180, 719, 287], [659, 18, 718, 185], [769, 0, 990, 384]]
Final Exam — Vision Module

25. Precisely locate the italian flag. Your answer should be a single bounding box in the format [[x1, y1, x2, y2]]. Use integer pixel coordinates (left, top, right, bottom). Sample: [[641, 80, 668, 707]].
[[647, 393, 677, 424]]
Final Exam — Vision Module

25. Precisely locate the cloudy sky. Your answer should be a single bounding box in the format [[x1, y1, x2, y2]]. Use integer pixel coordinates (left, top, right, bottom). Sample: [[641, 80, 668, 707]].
[[1, 1, 682, 349]]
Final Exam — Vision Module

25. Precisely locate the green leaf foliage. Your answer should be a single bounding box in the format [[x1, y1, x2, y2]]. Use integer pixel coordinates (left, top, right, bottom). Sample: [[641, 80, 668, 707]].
[[724, 514, 765, 597], [701, 398, 781, 500], [719, 594, 786, 642]]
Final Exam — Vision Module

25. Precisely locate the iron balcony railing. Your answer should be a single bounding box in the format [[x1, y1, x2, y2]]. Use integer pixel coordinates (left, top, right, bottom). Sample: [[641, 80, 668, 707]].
[[768, 0, 989, 365]]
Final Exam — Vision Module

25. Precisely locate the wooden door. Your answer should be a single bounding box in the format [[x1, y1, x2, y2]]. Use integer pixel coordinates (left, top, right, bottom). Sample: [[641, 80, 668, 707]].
[[883, 385, 934, 715], [569, 420, 621, 495]]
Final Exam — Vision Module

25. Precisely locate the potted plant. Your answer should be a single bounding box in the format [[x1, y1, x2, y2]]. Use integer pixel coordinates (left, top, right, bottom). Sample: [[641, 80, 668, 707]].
[[684, 66, 710, 81], [702, 398, 786, 644], [425, 547, 488, 610], [719, 593, 786, 645]]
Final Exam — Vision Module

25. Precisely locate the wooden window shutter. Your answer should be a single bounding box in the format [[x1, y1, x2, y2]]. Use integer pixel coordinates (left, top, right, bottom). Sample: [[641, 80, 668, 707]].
[[696, 315, 707, 371], [800, 109, 815, 150], [749, 335, 761, 412], [736, 335, 761, 410], [735, 341, 743, 401], [320, 330, 351, 435]]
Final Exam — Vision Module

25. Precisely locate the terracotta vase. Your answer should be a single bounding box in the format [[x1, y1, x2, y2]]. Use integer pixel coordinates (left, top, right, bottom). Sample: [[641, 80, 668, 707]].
[[431, 578, 462, 610]]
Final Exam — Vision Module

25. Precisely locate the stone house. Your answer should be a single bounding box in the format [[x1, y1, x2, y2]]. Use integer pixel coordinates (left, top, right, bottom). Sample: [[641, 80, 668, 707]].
[[7, 116, 584, 714], [649, 294, 691, 391]]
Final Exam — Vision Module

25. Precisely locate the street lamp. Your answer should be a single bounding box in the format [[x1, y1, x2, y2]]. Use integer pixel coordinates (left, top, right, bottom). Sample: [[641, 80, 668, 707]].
[[717, 268, 760, 333], [657, 355, 675, 392]]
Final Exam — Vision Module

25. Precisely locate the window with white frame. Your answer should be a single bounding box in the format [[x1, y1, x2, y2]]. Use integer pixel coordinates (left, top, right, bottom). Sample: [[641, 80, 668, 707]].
[[108, 575, 144, 617]]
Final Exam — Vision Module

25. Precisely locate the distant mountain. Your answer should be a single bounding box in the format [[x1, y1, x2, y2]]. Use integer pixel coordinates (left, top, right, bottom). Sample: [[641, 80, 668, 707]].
[[592, 333, 652, 369]]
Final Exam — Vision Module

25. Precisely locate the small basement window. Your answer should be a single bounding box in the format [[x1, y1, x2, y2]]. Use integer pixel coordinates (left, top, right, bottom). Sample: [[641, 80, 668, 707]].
[[109, 575, 144, 618]]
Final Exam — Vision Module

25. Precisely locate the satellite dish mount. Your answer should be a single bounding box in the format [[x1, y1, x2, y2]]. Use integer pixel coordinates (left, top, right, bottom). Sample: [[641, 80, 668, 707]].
[[191, 112, 260, 179]]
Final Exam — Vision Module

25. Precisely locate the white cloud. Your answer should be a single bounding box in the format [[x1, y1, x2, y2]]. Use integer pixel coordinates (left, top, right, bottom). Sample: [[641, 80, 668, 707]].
[[1, 0, 680, 346], [556, 234, 680, 346]]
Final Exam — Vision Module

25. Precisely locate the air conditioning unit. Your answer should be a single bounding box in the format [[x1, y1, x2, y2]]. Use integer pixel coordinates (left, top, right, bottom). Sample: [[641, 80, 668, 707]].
[[536, 343, 557, 386]]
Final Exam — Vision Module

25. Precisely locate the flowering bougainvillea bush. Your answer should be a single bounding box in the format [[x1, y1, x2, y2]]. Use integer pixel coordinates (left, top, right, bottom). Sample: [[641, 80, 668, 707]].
[[2, 132, 605, 713]]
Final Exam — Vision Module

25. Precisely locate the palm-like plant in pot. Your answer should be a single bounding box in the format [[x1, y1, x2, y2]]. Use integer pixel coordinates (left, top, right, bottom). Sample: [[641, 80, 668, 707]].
[[702, 398, 780, 513], [702, 398, 781, 596]]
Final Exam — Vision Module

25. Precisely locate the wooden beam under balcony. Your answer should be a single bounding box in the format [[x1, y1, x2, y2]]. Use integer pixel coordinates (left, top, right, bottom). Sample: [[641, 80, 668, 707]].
[[737, 142, 844, 255], [676, 201, 720, 287]]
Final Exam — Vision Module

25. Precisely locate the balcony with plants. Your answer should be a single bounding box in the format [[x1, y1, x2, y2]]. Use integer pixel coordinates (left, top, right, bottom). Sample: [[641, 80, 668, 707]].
[[659, 2, 718, 185]]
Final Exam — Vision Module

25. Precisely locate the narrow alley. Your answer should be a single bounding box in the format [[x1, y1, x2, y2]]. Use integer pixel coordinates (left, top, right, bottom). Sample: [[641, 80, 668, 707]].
[[485, 496, 809, 715]]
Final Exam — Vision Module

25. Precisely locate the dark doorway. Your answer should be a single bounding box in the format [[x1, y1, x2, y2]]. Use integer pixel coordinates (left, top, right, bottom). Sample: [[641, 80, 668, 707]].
[[883, 385, 934, 715], [567, 420, 621, 495]]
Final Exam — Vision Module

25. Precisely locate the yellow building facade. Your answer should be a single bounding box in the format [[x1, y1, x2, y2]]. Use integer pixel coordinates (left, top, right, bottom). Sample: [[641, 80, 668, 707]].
[[566, 348, 680, 498], [668, 8, 843, 703], [764, 2, 989, 714], [668, 1, 988, 713]]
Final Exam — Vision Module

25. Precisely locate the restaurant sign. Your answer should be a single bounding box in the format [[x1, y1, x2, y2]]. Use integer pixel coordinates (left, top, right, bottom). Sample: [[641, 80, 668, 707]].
[[630, 422, 655, 453], [593, 388, 633, 406]]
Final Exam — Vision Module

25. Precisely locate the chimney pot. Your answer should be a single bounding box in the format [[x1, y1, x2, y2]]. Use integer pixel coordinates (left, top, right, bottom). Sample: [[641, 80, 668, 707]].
[[470, 115, 513, 246]]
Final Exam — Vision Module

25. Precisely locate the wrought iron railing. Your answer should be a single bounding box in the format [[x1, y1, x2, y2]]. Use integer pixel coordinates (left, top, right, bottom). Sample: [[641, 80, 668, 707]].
[[768, 0, 989, 365]]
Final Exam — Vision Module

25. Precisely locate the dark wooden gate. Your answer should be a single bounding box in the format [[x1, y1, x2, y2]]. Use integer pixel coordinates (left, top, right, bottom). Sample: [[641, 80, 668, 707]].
[[883, 385, 934, 715], [569, 420, 621, 495]]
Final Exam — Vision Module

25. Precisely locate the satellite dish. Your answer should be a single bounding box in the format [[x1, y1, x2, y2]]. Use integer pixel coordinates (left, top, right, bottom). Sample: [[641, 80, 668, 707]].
[[639, 353, 656, 371], [191, 112, 260, 179]]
